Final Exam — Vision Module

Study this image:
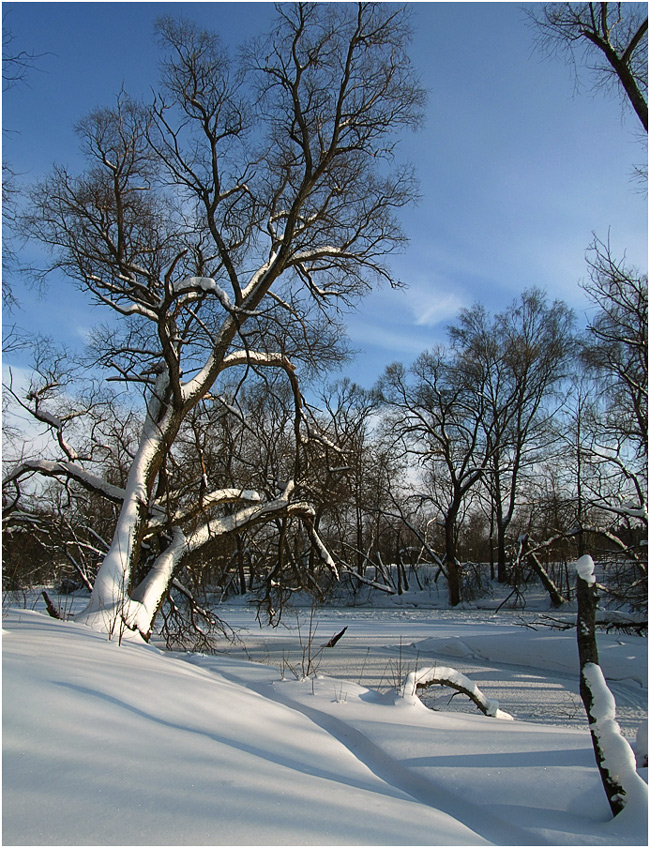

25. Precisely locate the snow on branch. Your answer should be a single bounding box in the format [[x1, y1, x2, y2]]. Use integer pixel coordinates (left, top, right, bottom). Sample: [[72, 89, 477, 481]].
[[150, 488, 263, 529], [182, 483, 338, 579], [221, 350, 296, 371], [3, 459, 126, 504], [186, 490, 311, 552], [180, 347, 296, 407], [171, 276, 233, 311], [305, 522, 339, 579], [402, 665, 514, 720]]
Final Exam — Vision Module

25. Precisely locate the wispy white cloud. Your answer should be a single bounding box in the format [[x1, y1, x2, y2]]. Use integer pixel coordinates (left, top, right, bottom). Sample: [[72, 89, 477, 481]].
[[347, 318, 433, 356], [410, 287, 467, 327]]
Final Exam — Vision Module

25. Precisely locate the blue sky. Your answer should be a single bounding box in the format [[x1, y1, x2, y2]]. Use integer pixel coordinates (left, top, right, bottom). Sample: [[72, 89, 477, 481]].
[[3, 1, 647, 389]]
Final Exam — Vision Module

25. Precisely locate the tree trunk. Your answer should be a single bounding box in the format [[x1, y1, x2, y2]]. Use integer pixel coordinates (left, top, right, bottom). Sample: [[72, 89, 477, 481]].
[[496, 523, 507, 584], [75, 372, 181, 635], [493, 472, 508, 583], [236, 535, 247, 595], [519, 535, 566, 607], [355, 504, 364, 576], [444, 506, 462, 606], [447, 558, 462, 607], [576, 557, 639, 817]]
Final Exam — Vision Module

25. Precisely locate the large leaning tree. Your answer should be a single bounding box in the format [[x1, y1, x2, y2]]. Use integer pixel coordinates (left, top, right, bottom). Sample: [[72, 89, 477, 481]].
[[5, 4, 424, 638]]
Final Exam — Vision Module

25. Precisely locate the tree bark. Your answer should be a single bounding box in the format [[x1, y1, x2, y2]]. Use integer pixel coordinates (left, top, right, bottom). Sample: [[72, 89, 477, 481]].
[[576, 559, 627, 816], [447, 558, 462, 607]]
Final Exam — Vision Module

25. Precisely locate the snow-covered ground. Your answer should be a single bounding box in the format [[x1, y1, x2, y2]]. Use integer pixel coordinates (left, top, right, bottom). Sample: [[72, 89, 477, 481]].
[[214, 604, 647, 739], [3, 599, 647, 846]]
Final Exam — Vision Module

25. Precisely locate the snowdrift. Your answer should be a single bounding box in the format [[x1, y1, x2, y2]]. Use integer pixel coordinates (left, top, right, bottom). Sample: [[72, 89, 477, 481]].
[[3, 608, 647, 846]]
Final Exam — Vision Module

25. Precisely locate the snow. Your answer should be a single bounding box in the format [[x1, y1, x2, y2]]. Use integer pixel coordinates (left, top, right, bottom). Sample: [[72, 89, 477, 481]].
[[582, 662, 648, 815], [402, 665, 514, 719], [3, 604, 647, 846], [576, 555, 597, 586], [173, 276, 233, 309]]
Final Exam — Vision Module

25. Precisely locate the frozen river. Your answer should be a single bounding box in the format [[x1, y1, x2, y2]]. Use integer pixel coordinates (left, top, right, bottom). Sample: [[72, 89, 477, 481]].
[[12, 590, 646, 740], [211, 604, 648, 739]]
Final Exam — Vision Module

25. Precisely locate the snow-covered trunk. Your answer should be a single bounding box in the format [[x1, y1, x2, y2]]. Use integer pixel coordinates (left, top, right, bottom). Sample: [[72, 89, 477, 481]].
[[575, 555, 647, 817], [75, 372, 180, 635], [130, 527, 189, 635]]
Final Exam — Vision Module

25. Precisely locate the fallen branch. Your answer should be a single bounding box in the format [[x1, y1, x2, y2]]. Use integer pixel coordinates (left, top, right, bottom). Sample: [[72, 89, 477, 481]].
[[402, 665, 513, 720], [517, 534, 567, 607], [42, 590, 63, 620], [340, 563, 396, 594], [322, 626, 347, 648]]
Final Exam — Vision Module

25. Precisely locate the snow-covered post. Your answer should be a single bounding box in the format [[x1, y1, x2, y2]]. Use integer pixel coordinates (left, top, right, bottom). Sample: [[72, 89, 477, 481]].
[[575, 554, 648, 817]]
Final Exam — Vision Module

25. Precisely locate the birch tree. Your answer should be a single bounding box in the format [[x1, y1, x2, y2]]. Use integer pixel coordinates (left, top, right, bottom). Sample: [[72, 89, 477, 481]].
[[8, 4, 424, 638]]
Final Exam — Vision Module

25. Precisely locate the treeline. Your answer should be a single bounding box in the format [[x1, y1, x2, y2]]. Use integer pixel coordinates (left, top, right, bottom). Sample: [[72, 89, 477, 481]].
[[4, 238, 646, 641]]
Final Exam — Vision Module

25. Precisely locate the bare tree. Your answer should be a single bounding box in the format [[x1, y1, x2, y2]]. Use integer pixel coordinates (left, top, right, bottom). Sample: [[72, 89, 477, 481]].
[[2, 19, 46, 311], [530, 2, 648, 131], [449, 290, 575, 583], [378, 350, 490, 606], [378, 291, 574, 604], [307, 379, 407, 591], [8, 4, 424, 639], [2, 20, 44, 92], [571, 240, 648, 538], [582, 237, 648, 458]]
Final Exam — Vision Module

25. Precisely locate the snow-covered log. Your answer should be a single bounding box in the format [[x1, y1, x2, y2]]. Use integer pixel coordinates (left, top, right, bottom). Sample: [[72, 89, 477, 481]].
[[402, 665, 514, 720]]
